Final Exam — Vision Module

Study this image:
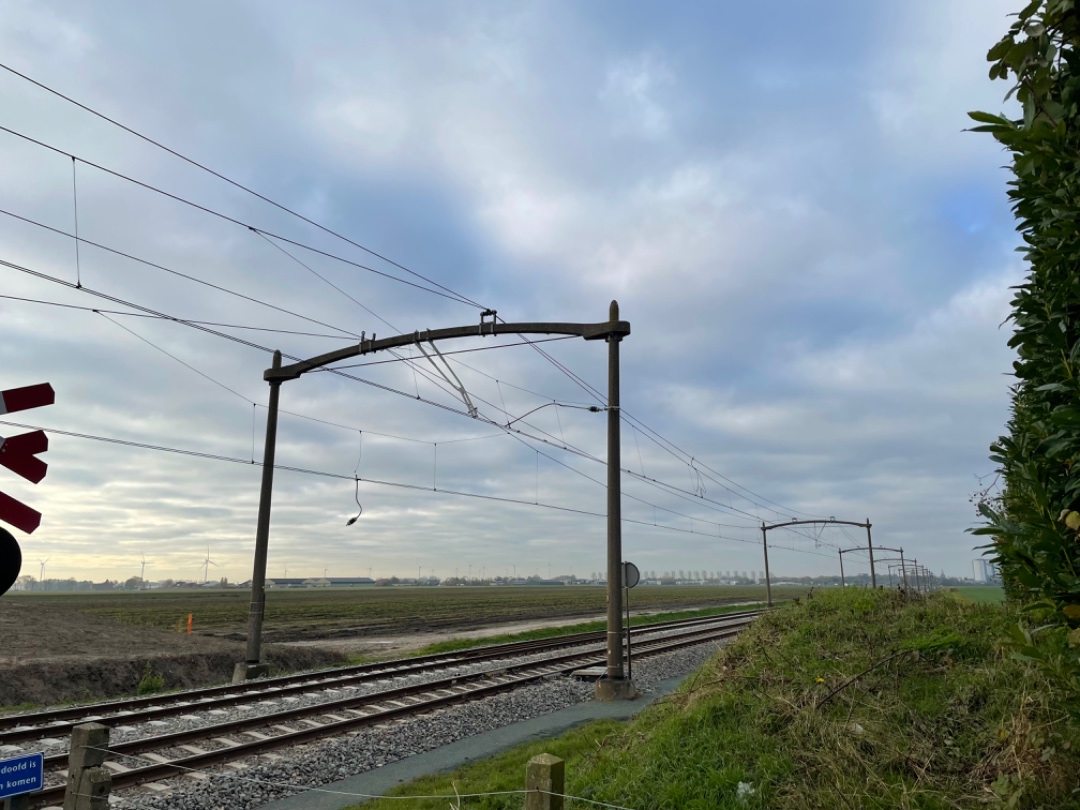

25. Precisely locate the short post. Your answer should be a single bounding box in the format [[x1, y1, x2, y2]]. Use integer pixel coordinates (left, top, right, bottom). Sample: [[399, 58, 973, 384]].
[[525, 753, 564, 810], [63, 723, 111, 810]]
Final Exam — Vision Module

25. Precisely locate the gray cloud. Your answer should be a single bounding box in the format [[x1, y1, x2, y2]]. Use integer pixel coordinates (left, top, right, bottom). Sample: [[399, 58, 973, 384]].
[[0, 0, 1021, 583]]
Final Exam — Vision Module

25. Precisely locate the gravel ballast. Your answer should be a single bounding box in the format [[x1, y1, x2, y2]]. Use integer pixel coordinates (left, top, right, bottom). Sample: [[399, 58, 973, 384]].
[[117, 640, 725, 810]]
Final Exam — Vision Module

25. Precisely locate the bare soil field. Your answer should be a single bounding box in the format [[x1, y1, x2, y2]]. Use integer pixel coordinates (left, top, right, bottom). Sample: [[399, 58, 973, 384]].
[[0, 585, 795, 708], [5, 585, 785, 641], [0, 599, 343, 707]]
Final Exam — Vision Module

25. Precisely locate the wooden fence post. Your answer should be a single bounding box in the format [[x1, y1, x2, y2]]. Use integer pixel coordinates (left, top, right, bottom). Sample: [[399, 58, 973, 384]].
[[525, 753, 564, 810], [63, 723, 111, 810]]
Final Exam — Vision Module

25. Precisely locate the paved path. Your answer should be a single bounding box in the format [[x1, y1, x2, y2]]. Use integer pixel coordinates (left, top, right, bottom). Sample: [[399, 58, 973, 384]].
[[256, 672, 691, 810]]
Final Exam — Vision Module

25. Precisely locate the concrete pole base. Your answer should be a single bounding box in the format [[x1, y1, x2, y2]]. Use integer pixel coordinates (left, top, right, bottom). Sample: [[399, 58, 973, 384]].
[[232, 662, 270, 684], [594, 677, 637, 701]]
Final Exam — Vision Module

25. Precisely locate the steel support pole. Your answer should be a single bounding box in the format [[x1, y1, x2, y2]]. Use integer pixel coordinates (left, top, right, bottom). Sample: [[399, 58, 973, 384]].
[[839, 549, 845, 588], [604, 301, 626, 684], [866, 518, 877, 589], [761, 522, 773, 607], [900, 548, 908, 589], [242, 351, 282, 672]]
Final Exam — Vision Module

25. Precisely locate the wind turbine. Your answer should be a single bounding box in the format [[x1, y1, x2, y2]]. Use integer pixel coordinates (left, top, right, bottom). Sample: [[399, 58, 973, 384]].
[[38, 557, 50, 590], [201, 547, 217, 584], [140, 554, 148, 587]]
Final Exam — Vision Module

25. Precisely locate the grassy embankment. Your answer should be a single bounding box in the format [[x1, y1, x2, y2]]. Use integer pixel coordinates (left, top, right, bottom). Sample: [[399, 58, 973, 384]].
[[947, 585, 1006, 605], [354, 589, 1080, 809]]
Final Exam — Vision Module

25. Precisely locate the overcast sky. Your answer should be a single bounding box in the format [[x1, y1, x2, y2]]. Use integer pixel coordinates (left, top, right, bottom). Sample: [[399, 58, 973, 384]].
[[0, 0, 1020, 584]]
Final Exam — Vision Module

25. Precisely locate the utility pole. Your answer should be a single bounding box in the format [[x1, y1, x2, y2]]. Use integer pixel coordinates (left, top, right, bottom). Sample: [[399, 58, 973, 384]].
[[235, 351, 282, 683], [597, 300, 635, 700], [761, 523, 773, 606], [865, 517, 877, 588]]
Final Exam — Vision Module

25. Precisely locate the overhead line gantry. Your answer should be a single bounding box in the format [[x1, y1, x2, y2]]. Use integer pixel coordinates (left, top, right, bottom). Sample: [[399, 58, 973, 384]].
[[237, 302, 637, 702], [759, 518, 874, 605]]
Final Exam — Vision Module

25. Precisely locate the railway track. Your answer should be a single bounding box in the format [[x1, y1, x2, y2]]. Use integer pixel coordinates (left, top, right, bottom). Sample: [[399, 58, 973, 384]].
[[2, 610, 759, 808]]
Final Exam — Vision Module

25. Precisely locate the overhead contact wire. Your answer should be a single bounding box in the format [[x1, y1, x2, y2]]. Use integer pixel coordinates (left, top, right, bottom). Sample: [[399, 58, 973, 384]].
[[0, 124, 478, 307]]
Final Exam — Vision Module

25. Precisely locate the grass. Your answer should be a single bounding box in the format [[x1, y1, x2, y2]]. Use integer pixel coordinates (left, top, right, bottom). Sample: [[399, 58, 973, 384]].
[[0, 701, 39, 714], [406, 602, 768, 658], [947, 585, 1006, 605], [351, 589, 1080, 809], [6, 586, 801, 638]]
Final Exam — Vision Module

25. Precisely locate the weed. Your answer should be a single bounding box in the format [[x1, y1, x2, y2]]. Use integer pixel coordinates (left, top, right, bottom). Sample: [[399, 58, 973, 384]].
[[136, 662, 165, 696]]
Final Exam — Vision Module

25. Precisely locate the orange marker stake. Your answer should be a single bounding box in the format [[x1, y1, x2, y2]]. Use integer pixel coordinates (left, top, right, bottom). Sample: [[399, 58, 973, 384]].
[[187, 613, 193, 634]]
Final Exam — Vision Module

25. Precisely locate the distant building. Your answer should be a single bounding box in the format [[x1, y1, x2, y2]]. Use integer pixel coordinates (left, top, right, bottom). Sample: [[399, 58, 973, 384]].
[[971, 559, 999, 583], [266, 576, 375, 589]]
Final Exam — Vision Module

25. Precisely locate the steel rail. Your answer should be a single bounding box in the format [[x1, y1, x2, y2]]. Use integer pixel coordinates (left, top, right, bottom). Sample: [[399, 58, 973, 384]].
[[22, 619, 750, 755], [0, 610, 762, 738], [27, 619, 749, 807]]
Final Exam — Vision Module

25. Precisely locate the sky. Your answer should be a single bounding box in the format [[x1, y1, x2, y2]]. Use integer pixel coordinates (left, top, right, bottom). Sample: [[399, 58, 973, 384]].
[[0, 0, 1023, 584]]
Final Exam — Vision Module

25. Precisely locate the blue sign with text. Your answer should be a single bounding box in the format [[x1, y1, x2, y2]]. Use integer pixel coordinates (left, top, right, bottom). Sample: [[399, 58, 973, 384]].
[[0, 752, 43, 798]]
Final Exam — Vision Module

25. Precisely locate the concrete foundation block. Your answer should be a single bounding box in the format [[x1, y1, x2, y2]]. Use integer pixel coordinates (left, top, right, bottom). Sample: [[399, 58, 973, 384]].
[[593, 677, 637, 702], [232, 662, 270, 684]]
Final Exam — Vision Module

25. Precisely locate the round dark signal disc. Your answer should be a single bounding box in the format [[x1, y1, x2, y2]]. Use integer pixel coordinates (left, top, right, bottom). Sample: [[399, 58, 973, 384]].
[[0, 527, 22, 596]]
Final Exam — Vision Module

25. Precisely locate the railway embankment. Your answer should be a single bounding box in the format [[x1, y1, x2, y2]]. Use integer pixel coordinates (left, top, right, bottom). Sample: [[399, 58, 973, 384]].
[[355, 589, 1080, 809]]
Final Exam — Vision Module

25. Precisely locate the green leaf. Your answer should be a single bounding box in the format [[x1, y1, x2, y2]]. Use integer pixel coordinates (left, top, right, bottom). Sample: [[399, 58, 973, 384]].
[[968, 110, 1010, 125]]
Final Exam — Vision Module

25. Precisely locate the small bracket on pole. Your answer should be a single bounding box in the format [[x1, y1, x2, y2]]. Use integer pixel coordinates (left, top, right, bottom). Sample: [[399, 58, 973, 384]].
[[479, 309, 498, 336]]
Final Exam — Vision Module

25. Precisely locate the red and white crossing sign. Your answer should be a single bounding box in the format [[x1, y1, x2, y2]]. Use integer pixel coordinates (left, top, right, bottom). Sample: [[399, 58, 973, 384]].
[[0, 383, 54, 415], [0, 430, 47, 483], [0, 491, 40, 534], [0, 383, 53, 535]]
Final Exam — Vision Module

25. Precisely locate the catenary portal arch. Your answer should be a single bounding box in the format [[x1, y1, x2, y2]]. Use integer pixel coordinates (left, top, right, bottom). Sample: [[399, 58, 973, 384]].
[[236, 302, 637, 701], [759, 518, 874, 605]]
